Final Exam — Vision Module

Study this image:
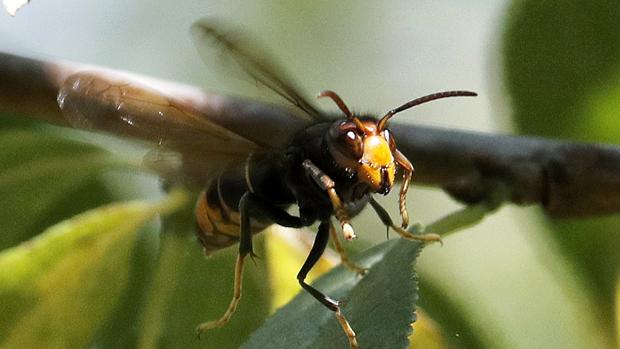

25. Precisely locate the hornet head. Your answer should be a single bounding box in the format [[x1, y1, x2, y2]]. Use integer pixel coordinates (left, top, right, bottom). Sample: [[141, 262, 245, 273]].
[[320, 89, 477, 195]]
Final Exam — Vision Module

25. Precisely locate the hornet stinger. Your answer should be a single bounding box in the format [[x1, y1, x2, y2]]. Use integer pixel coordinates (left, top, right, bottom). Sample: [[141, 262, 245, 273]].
[[56, 21, 476, 349]]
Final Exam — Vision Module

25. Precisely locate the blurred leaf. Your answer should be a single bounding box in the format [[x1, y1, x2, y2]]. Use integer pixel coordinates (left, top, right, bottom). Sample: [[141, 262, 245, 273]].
[[408, 309, 449, 349], [243, 238, 422, 349], [0, 190, 187, 349], [416, 279, 486, 349], [504, 0, 620, 345], [415, 203, 496, 349], [134, 233, 274, 349], [88, 220, 161, 349], [504, 1, 620, 141], [0, 124, 129, 248]]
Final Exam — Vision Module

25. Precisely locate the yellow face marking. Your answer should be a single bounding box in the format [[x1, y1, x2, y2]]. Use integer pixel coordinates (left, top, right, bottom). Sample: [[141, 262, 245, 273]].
[[361, 136, 393, 167], [358, 136, 396, 191], [359, 162, 396, 190]]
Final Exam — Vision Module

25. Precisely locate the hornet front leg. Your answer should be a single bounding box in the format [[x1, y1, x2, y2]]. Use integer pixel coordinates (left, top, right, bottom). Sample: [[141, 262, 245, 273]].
[[369, 197, 442, 244], [394, 149, 413, 229], [302, 159, 356, 241]]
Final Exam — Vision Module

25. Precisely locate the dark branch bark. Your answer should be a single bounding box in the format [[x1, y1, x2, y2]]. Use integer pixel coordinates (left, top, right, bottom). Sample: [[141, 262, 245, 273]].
[[392, 125, 620, 217], [0, 52, 68, 125], [1, 52, 619, 218]]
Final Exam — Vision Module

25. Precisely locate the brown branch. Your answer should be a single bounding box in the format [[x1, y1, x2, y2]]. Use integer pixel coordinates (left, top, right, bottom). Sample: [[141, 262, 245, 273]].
[[391, 124, 620, 217], [0, 52, 69, 125], [1, 52, 619, 218]]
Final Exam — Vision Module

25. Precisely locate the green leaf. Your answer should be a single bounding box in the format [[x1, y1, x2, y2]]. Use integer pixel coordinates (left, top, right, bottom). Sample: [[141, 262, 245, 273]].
[[243, 238, 422, 349], [0, 127, 128, 248], [133, 233, 273, 349], [0, 190, 188, 349], [503, 1, 620, 142], [416, 280, 486, 349]]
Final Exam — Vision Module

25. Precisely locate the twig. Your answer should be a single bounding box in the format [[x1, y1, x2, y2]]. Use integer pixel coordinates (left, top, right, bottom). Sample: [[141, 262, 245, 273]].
[[1, 52, 619, 218], [392, 124, 620, 218]]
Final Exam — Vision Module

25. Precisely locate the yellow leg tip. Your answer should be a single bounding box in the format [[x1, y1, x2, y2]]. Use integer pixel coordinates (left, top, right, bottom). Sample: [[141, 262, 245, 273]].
[[334, 309, 359, 349], [195, 321, 219, 336], [418, 233, 444, 246], [195, 326, 207, 339], [393, 226, 444, 245], [342, 223, 356, 240], [355, 267, 369, 276], [195, 315, 234, 338]]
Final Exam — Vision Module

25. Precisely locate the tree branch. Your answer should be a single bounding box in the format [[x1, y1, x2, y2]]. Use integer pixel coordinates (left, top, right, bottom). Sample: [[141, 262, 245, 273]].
[[1, 52, 619, 218], [392, 124, 620, 217]]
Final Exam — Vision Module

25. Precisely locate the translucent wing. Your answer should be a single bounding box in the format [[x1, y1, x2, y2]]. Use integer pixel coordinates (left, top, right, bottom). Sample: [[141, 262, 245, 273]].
[[57, 71, 261, 187], [191, 19, 329, 122]]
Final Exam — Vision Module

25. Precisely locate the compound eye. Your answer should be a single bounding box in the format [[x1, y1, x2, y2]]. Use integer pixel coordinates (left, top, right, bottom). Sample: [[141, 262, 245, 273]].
[[383, 129, 396, 150], [340, 129, 363, 159]]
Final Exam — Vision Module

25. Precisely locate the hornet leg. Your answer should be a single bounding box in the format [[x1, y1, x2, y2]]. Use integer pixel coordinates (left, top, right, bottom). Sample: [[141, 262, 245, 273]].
[[302, 159, 356, 241], [328, 221, 367, 275], [394, 149, 413, 229], [369, 197, 442, 244], [298, 221, 359, 349], [196, 192, 307, 336]]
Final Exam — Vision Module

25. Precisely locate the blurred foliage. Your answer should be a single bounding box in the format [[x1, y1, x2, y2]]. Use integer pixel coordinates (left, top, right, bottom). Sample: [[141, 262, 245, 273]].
[[0, 188, 186, 348], [0, 117, 275, 349], [0, 117, 124, 247], [504, 1, 620, 345]]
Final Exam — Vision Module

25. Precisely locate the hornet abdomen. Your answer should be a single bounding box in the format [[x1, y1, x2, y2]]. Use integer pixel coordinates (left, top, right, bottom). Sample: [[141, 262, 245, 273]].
[[195, 152, 295, 255]]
